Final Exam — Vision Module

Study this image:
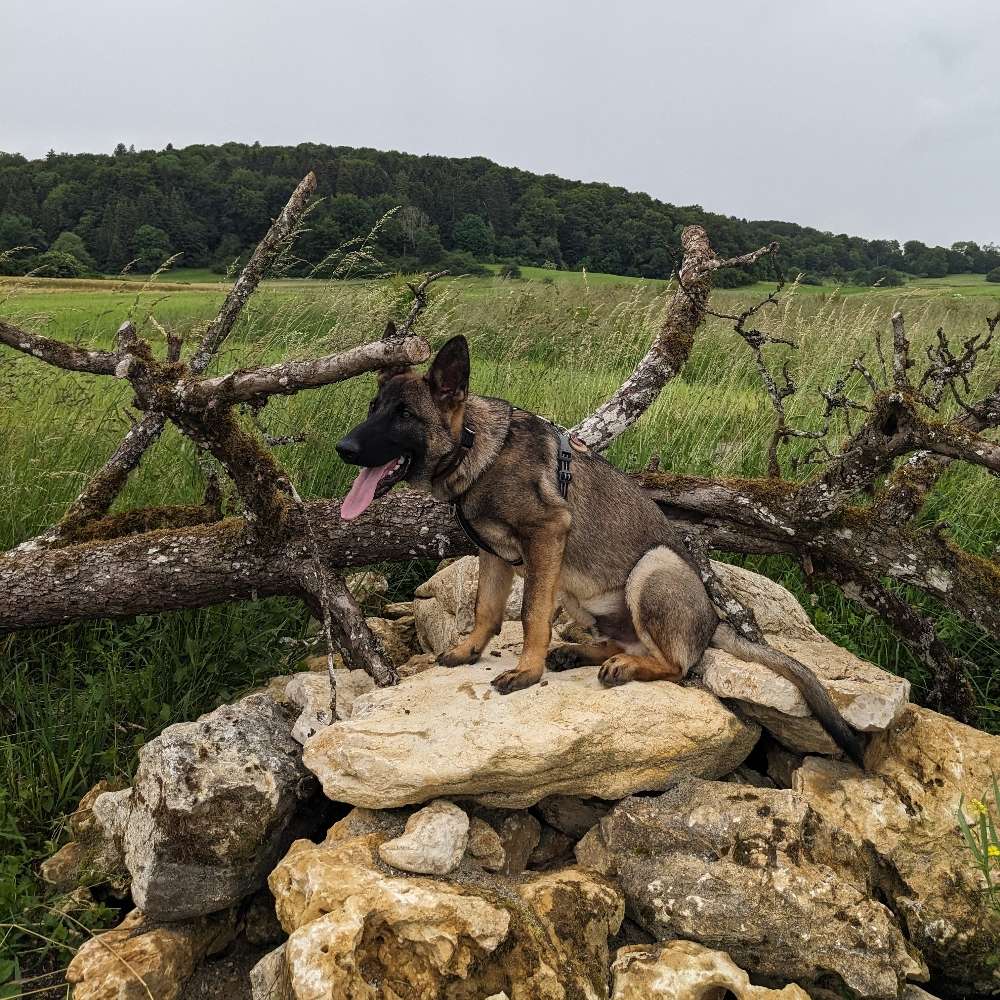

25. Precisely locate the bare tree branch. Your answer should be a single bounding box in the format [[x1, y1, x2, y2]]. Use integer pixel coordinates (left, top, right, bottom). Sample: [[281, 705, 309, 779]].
[[13, 173, 318, 551], [570, 228, 778, 450]]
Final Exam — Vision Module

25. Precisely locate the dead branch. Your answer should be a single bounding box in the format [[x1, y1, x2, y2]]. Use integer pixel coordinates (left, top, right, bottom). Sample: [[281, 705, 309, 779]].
[[570, 228, 779, 450]]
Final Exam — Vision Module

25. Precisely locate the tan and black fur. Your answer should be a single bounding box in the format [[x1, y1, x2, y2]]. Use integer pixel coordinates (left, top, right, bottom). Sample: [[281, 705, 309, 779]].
[[337, 334, 865, 765]]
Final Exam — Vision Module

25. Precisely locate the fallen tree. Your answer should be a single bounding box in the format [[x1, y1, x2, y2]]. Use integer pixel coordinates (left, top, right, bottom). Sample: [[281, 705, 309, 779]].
[[2, 175, 998, 724]]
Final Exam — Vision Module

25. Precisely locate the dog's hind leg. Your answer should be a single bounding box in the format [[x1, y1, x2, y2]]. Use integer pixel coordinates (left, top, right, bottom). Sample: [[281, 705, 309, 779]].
[[439, 552, 514, 667], [599, 546, 717, 687]]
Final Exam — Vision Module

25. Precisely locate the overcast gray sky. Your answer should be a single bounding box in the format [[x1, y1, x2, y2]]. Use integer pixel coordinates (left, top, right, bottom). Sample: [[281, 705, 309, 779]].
[[3, 0, 998, 247]]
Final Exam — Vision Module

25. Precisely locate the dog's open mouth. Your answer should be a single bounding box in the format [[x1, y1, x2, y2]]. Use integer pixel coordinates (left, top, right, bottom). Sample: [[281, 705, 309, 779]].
[[340, 454, 411, 521]]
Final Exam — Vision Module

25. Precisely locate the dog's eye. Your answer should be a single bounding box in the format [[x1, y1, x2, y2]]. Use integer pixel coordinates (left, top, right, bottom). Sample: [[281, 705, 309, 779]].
[[398, 404, 410, 419]]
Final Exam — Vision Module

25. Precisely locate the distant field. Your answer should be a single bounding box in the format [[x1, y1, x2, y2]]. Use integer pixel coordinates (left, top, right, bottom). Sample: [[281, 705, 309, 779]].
[[2, 266, 1000, 983]]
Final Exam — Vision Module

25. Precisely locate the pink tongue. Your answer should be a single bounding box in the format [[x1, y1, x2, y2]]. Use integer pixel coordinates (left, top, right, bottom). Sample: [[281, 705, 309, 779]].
[[340, 461, 396, 521]]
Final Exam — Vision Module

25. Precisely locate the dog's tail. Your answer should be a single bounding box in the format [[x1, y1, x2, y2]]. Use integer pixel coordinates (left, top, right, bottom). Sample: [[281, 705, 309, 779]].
[[710, 623, 866, 768]]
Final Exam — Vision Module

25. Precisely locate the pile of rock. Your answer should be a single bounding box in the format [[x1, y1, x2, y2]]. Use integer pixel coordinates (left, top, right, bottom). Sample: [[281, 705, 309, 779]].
[[49, 559, 1000, 999]]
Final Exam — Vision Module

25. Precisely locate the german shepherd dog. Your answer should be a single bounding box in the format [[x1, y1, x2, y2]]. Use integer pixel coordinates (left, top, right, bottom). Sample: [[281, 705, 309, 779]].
[[337, 334, 864, 765]]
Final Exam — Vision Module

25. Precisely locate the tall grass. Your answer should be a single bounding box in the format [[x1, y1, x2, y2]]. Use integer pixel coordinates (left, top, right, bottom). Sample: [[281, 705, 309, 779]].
[[2, 271, 1000, 984]]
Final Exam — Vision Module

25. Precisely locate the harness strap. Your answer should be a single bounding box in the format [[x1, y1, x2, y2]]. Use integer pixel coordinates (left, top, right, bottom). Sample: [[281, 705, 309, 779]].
[[557, 430, 573, 499], [452, 502, 524, 565], [451, 424, 576, 565]]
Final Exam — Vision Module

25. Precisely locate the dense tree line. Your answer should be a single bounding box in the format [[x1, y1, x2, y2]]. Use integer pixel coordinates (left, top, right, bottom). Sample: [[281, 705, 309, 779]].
[[1, 141, 998, 284]]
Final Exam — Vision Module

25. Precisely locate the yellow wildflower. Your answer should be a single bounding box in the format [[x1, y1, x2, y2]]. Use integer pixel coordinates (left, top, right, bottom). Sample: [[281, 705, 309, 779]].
[[970, 799, 989, 816], [989, 844, 1000, 859]]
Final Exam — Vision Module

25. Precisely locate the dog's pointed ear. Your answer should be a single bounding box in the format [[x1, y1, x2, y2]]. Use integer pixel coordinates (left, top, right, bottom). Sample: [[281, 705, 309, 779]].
[[383, 320, 397, 338], [427, 335, 470, 404]]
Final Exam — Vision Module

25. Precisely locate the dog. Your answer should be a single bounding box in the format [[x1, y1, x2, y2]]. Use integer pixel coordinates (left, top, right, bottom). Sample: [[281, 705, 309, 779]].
[[336, 333, 864, 765]]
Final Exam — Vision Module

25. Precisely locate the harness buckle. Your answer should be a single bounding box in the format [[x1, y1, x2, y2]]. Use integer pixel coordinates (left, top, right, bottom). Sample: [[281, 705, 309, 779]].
[[557, 443, 573, 499]]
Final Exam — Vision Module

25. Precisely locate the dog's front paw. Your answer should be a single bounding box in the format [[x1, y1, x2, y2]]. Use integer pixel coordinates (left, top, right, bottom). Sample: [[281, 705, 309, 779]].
[[491, 666, 543, 694], [438, 641, 481, 667], [598, 655, 636, 687]]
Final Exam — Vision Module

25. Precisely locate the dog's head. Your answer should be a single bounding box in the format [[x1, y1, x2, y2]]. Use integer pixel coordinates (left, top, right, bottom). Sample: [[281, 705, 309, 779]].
[[336, 333, 470, 520]]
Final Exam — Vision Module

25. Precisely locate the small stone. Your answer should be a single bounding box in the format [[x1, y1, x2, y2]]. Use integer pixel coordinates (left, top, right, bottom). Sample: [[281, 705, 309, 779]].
[[467, 817, 506, 872], [345, 570, 388, 606], [498, 812, 542, 875], [378, 799, 470, 875], [366, 615, 417, 666], [66, 909, 235, 1000], [398, 651, 438, 677], [39, 842, 83, 892]]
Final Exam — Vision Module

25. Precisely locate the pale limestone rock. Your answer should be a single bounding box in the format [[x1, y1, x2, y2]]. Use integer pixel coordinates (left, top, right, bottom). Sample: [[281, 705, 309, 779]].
[[250, 944, 292, 1000], [413, 555, 525, 655], [65, 908, 234, 1000], [611, 940, 812, 1000], [266, 667, 375, 737], [302, 660, 759, 809], [378, 799, 470, 875], [103, 693, 318, 920], [269, 820, 623, 999], [414, 555, 524, 629], [467, 817, 506, 872], [414, 597, 524, 656], [40, 841, 83, 892], [580, 778, 925, 998], [691, 561, 910, 753], [793, 705, 1000, 997], [366, 613, 417, 666]]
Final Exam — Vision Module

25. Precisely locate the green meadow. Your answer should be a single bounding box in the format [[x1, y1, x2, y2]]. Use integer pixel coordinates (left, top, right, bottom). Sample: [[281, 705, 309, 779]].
[[2, 265, 1000, 985]]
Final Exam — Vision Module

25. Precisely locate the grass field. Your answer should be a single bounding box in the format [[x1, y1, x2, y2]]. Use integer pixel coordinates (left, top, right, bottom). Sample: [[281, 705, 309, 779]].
[[3, 265, 1000, 987]]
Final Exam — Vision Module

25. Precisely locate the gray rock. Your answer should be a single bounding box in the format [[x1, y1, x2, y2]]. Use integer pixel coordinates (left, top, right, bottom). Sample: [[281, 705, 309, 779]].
[[528, 824, 575, 869], [580, 778, 925, 999], [377, 799, 470, 875], [107, 693, 318, 920], [537, 794, 610, 839]]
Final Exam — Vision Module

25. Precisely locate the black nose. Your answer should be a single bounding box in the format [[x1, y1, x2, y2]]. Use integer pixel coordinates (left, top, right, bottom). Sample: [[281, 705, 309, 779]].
[[336, 437, 362, 464]]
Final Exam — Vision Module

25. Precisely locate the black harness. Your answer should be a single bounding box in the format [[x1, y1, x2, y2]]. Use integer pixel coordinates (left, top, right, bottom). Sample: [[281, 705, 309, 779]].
[[444, 425, 576, 566]]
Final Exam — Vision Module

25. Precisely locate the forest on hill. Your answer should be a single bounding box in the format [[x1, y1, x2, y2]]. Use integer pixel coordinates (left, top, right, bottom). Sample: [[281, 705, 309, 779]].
[[2, 141, 999, 285]]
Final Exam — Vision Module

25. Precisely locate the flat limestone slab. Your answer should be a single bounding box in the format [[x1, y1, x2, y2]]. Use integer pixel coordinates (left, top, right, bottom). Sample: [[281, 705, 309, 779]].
[[302, 657, 759, 809], [691, 562, 910, 753]]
